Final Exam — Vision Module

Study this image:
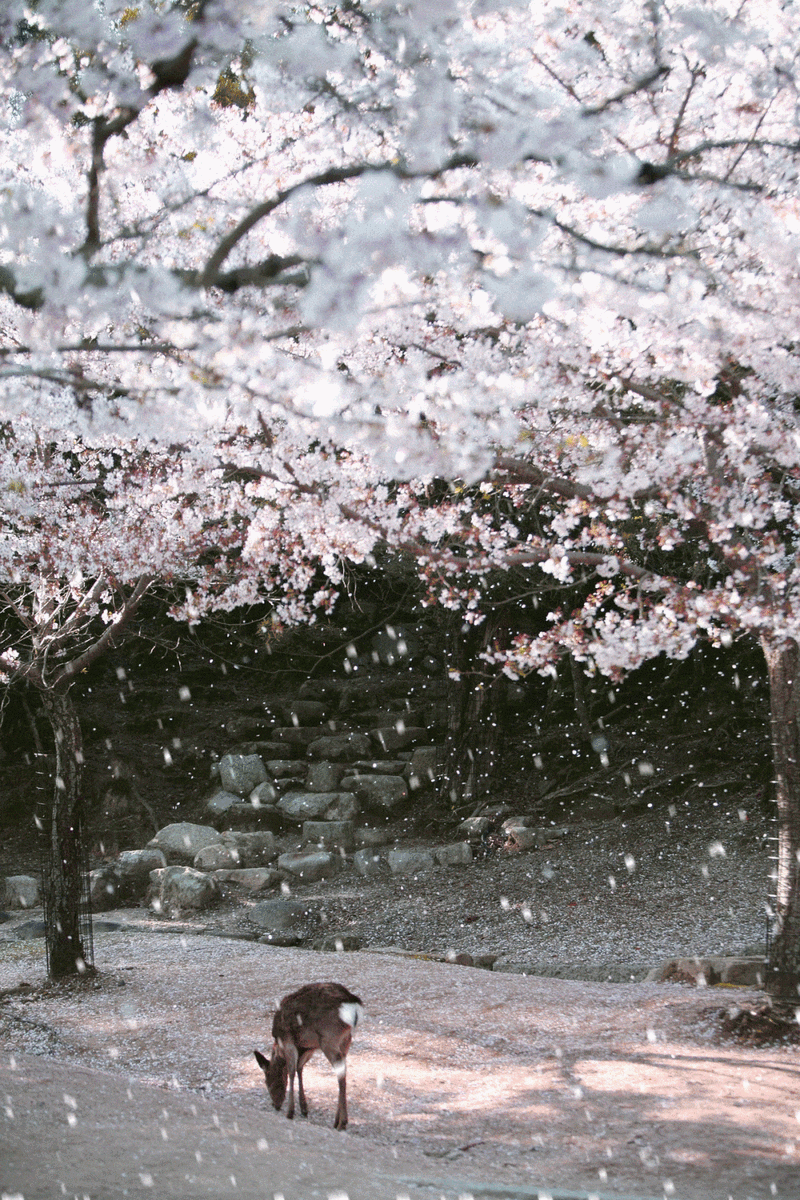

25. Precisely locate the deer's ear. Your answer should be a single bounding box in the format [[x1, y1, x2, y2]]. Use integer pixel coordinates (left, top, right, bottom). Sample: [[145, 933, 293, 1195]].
[[254, 1049, 270, 1072]]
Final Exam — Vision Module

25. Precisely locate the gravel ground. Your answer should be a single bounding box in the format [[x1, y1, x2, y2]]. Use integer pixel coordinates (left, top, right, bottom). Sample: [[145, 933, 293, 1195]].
[[1, 798, 773, 987], [156, 799, 774, 980], [313, 802, 773, 974]]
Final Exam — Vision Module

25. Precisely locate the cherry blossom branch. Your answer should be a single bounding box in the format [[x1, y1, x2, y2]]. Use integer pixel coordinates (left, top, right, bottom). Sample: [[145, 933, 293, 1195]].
[[209, 255, 309, 294], [667, 62, 705, 157], [199, 153, 480, 282], [83, 108, 138, 254], [637, 132, 800, 190], [491, 455, 595, 501], [39, 575, 111, 656], [503, 547, 653, 581], [533, 209, 701, 261], [50, 575, 155, 690], [81, 38, 200, 255], [0, 266, 43, 311], [583, 65, 671, 116]]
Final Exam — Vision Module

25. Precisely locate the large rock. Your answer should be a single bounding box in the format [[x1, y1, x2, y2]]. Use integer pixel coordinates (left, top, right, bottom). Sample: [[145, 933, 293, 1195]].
[[407, 746, 441, 788], [276, 850, 340, 882], [433, 842, 473, 867], [355, 826, 393, 847], [224, 715, 273, 741], [147, 823, 220, 865], [2, 875, 40, 909], [193, 843, 241, 871], [720, 958, 766, 986], [266, 760, 308, 779], [245, 740, 305, 760], [345, 774, 408, 811], [220, 740, 280, 758], [298, 678, 343, 703], [218, 753, 269, 796], [370, 725, 427, 754], [270, 727, 321, 747], [212, 868, 281, 892], [218, 830, 278, 866], [323, 792, 361, 821], [89, 866, 120, 911], [302, 820, 355, 851], [307, 733, 372, 762], [278, 790, 354, 821], [193, 833, 278, 872], [306, 761, 347, 792], [282, 700, 329, 725], [248, 897, 321, 944], [204, 789, 242, 818], [223, 803, 284, 832], [89, 867, 141, 912], [249, 780, 279, 806], [353, 848, 388, 878], [150, 866, 219, 915], [458, 816, 491, 838], [116, 848, 167, 901], [387, 848, 435, 876], [351, 760, 408, 775], [10, 919, 47, 940]]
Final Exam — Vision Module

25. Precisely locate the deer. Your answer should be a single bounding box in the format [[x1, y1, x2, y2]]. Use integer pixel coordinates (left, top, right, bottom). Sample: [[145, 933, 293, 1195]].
[[254, 981, 363, 1131]]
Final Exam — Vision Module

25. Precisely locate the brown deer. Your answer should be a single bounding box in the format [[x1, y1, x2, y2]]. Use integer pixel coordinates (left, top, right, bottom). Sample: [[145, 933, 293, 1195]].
[[254, 981, 363, 1130]]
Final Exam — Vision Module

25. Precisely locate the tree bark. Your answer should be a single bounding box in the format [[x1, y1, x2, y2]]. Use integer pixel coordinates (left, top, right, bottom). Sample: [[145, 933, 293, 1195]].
[[569, 652, 593, 740], [39, 688, 91, 978], [760, 635, 800, 1009], [439, 616, 505, 811]]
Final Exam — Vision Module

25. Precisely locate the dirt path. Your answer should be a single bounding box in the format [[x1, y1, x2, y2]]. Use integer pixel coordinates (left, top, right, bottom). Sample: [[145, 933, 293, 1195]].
[[2, 929, 799, 1200]]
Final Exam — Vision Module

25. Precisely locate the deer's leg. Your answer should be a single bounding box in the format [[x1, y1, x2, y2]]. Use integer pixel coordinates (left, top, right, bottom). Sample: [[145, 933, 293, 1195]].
[[324, 1049, 348, 1130], [295, 1048, 315, 1118], [283, 1043, 299, 1119]]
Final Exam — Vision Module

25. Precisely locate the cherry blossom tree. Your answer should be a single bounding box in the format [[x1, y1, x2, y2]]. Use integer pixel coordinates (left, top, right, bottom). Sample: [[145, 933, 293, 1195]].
[[2, 0, 800, 1005], [0, 425, 235, 973], [0, 414, 414, 974]]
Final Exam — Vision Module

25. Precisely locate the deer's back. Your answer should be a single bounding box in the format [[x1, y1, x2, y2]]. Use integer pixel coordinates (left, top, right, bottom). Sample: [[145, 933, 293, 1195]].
[[273, 982, 363, 1049]]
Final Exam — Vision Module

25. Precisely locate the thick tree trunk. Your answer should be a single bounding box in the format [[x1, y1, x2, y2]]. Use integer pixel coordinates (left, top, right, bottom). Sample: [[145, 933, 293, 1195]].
[[760, 635, 800, 1009], [39, 688, 92, 978]]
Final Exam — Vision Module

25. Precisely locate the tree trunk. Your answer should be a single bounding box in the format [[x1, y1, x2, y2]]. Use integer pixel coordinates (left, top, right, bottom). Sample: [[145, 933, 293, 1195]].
[[569, 652, 593, 740], [39, 688, 92, 978], [760, 634, 800, 1010], [439, 616, 505, 812]]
